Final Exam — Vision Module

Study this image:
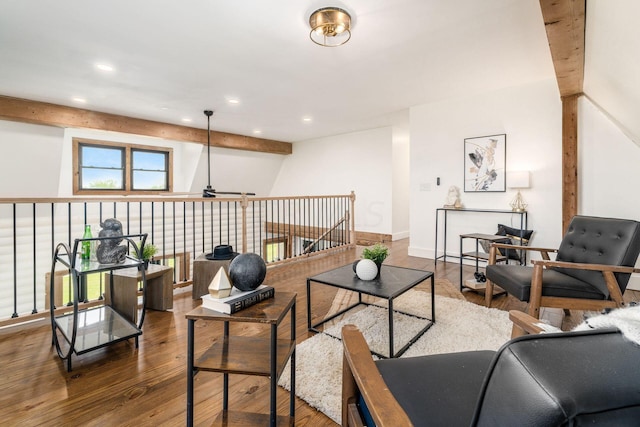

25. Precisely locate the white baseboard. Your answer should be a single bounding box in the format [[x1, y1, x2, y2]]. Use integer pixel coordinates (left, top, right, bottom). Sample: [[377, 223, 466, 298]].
[[392, 230, 410, 241], [408, 246, 434, 259]]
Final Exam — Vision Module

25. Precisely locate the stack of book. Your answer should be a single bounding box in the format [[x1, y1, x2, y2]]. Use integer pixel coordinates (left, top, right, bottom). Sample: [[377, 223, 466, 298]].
[[201, 285, 274, 314]]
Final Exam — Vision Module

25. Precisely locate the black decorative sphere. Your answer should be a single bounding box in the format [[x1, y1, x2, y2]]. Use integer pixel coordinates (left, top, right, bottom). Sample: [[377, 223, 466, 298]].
[[228, 253, 267, 291]]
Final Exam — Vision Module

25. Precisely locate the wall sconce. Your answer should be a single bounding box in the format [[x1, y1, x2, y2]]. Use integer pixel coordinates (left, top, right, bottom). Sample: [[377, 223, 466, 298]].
[[309, 7, 352, 47], [507, 171, 530, 212]]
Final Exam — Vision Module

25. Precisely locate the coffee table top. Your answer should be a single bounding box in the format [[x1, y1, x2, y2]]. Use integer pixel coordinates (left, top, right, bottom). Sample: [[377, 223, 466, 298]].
[[308, 264, 433, 299]]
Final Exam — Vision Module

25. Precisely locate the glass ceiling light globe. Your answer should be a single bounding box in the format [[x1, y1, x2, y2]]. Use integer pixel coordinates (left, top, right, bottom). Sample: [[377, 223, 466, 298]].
[[309, 7, 352, 47]]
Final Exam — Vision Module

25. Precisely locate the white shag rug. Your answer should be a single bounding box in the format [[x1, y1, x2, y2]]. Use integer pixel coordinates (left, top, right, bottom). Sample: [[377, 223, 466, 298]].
[[278, 290, 512, 425]]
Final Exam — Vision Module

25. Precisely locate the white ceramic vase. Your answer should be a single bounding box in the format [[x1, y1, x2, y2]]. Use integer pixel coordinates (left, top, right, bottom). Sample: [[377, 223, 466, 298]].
[[356, 259, 378, 281]]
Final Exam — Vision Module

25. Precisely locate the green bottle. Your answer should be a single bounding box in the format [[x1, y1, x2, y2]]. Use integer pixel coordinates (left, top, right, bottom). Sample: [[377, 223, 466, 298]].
[[81, 225, 92, 260]]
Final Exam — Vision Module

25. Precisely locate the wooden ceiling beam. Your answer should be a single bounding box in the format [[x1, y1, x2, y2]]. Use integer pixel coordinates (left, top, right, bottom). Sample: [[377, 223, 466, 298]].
[[539, 0, 585, 98], [539, 0, 585, 233], [0, 95, 292, 155]]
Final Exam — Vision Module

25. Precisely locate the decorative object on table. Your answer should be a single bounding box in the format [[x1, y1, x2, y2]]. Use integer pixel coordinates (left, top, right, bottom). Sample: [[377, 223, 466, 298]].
[[96, 218, 127, 264], [201, 285, 275, 314], [464, 134, 506, 192], [208, 268, 232, 299], [205, 244, 239, 261], [361, 243, 389, 271], [140, 243, 158, 269], [479, 224, 534, 263], [81, 224, 92, 260], [507, 171, 530, 212], [228, 252, 267, 291], [443, 186, 463, 208], [355, 258, 378, 281]]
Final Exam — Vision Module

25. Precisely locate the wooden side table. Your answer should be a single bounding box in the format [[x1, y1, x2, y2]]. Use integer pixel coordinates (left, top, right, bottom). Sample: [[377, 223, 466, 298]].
[[192, 253, 232, 299], [186, 291, 296, 427], [106, 264, 174, 323]]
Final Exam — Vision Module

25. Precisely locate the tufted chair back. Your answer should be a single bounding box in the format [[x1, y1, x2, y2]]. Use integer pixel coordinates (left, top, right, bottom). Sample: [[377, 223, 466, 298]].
[[554, 216, 640, 297]]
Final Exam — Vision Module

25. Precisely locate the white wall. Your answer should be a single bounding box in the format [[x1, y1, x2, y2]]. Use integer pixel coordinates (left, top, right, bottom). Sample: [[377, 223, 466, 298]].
[[584, 0, 640, 147], [392, 121, 410, 240], [191, 147, 285, 197], [579, 97, 640, 289], [270, 127, 393, 235], [408, 79, 563, 259], [0, 121, 64, 197]]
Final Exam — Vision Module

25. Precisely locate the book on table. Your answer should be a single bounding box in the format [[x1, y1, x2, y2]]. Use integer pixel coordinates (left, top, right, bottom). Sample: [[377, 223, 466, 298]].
[[201, 285, 275, 314]]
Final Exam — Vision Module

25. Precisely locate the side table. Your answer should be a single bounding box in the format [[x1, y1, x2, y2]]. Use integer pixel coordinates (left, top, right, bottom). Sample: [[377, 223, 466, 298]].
[[106, 264, 174, 322], [459, 233, 507, 298], [186, 291, 296, 427], [192, 253, 232, 299]]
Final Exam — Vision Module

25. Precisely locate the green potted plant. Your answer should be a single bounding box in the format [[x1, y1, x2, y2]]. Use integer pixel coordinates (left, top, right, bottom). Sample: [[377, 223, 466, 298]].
[[361, 243, 389, 271], [140, 243, 158, 268]]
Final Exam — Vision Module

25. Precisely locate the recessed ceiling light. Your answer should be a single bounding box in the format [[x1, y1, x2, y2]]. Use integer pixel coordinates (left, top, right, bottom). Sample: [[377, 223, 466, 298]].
[[302, 117, 312, 123], [253, 130, 262, 134], [227, 98, 240, 105], [95, 63, 114, 72], [181, 118, 192, 123], [72, 97, 87, 104]]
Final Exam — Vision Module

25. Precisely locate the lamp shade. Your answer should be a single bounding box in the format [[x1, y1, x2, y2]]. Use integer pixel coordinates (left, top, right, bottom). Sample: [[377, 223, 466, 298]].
[[507, 171, 530, 189]]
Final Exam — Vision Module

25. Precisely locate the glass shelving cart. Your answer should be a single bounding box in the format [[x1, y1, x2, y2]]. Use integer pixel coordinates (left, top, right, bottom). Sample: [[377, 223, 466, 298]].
[[50, 233, 148, 371]]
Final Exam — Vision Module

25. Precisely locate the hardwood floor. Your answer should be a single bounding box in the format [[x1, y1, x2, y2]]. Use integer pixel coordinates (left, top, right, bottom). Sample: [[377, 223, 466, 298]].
[[1, 239, 638, 426]]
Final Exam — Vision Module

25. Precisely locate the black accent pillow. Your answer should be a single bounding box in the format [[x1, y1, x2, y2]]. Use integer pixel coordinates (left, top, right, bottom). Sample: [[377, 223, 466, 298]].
[[479, 224, 534, 261]]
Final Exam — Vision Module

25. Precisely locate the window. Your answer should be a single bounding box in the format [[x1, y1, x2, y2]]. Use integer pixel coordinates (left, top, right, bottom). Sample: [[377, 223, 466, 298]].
[[73, 138, 172, 195], [132, 149, 169, 190]]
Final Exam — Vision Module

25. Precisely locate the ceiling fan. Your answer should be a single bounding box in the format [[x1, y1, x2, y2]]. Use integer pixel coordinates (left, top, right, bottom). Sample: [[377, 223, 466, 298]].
[[202, 109, 255, 198]]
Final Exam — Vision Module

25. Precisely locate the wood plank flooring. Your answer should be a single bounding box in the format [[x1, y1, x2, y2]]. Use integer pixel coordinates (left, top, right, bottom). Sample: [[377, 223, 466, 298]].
[[1, 239, 638, 426]]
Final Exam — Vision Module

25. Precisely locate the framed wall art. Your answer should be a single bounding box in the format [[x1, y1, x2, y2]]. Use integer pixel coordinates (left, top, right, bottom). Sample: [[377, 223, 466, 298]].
[[464, 134, 506, 192]]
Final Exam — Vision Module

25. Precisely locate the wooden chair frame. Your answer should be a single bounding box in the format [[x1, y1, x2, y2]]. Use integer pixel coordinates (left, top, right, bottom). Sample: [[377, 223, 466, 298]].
[[342, 324, 413, 427], [485, 242, 640, 319]]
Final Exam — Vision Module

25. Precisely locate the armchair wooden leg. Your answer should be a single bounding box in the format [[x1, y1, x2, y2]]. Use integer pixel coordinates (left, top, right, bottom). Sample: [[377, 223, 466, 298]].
[[485, 280, 494, 307], [527, 263, 544, 319]]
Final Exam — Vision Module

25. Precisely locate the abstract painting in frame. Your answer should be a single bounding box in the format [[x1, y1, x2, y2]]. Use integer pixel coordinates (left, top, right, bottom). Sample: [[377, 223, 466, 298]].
[[464, 134, 506, 192]]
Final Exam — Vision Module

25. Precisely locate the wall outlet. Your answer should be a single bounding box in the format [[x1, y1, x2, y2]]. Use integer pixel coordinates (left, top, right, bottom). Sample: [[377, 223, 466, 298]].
[[419, 183, 431, 191]]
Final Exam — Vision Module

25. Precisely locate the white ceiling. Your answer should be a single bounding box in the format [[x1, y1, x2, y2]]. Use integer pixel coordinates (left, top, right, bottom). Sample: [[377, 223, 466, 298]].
[[0, 0, 555, 143]]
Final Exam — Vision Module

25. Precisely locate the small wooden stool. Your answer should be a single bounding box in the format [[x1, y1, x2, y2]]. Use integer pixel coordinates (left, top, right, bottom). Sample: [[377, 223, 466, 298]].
[[106, 264, 174, 322]]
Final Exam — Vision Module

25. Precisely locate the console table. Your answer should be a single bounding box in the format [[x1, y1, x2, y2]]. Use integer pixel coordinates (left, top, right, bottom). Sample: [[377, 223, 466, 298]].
[[434, 208, 528, 265]]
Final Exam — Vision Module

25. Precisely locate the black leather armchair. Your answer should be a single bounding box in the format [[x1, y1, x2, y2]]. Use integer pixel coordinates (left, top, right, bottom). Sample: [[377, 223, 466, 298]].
[[341, 313, 640, 427], [485, 215, 640, 320]]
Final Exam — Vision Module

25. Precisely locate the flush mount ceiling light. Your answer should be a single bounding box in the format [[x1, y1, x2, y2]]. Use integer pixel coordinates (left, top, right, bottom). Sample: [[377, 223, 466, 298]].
[[309, 7, 352, 47]]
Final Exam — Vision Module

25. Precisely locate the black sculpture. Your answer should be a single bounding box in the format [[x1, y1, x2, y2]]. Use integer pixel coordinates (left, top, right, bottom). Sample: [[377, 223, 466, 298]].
[[96, 218, 127, 264]]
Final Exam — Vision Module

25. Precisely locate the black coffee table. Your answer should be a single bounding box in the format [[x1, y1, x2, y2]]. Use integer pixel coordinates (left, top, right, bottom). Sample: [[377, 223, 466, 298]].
[[307, 264, 435, 358]]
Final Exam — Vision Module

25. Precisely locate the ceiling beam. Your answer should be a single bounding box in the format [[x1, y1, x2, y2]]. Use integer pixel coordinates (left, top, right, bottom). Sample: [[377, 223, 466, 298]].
[[0, 95, 292, 155], [539, 0, 585, 233], [539, 0, 585, 97]]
